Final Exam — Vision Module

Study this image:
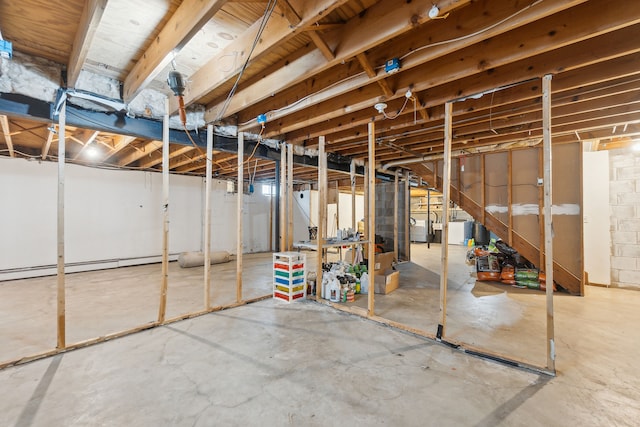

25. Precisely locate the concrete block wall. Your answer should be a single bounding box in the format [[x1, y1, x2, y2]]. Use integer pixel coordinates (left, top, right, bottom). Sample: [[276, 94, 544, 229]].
[[609, 148, 640, 289]]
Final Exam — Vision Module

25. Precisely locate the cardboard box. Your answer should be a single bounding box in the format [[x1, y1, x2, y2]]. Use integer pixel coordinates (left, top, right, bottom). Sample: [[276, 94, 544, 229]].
[[374, 269, 399, 294], [373, 252, 399, 294]]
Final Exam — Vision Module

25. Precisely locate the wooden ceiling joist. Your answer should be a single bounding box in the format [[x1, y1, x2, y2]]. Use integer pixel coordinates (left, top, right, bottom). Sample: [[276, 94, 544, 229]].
[[174, 0, 349, 114], [117, 140, 162, 167], [67, 0, 109, 87], [208, 0, 473, 123], [122, 0, 229, 103]]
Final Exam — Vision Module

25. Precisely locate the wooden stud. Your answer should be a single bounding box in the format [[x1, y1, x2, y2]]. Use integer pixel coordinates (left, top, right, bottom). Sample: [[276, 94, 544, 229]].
[[280, 145, 287, 251], [439, 102, 454, 338], [237, 132, 244, 303], [405, 176, 410, 260], [158, 98, 170, 324], [56, 101, 67, 349], [481, 154, 486, 225], [394, 171, 399, 260], [350, 160, 356, 229], [542, 74, 556, 373], [507, 150, 513, 246], [316, 136, 326, 302], [287, 144, 294, 250], [0, 115, 14, 157], [204, 125, 213, 310], [67, 0, 108, 87], [367, 121, 376, 316], [538, 147, 545, 269]]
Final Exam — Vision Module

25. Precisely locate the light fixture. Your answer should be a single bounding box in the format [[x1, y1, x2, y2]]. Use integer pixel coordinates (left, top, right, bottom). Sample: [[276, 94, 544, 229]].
[[86, 146, 99, 159], [167, 70, 187, 126], [374, 102, 388, 114], [632, 141, 640, 152]]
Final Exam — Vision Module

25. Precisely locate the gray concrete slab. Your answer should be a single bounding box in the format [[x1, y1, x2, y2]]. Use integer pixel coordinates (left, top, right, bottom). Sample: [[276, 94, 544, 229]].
[[1, 246, 640, 426]]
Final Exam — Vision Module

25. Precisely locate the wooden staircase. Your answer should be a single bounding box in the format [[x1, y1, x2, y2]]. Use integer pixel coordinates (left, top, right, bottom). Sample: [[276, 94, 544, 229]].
[[405, 144, 584, 295]]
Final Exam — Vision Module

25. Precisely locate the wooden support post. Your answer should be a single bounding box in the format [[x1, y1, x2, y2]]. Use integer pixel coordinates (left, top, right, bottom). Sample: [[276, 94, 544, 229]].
[[508, 150, 514, 246], [56, 100, 67, 349], [287, 144, 294, 250], [316, 136, 326, 302], [350, 160, 357, 230], [394, 171, 399, 261], [367, 122, 376, 317], [280, 145, 287, 251], [405, 176, 410, 260], [364, 165, 369, 241], [481, 154, 486, 225], [538, 147, 546, 269], [237, 132, 244, 303], [158, 98, 170, 323], [542, 74, 556, 373], [438, 102, 454, 339], [204, 125, 213, 310]]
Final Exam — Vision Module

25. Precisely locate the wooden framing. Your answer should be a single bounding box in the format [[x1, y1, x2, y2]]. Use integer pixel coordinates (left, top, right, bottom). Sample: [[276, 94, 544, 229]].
[[56, 101, 66, 349], [237, 132, 244, 303], [0, 115, 14, 157], [438, 102, 453, 338], [350, 160, 356, 229], [41, 126, 55, 160], [280, 145, 287, 251], [287, 144, 294, 250], [204, 125, 213, 310], [67, 0, 108, 87], [542, 74, 556, 373], [158, 98, 170, 323], [394, 171, 399, 260], [123, 0, 228, 102], [507, 150, 514, 246], [316, 136, 326, 302], [367, 122, 375, 317]]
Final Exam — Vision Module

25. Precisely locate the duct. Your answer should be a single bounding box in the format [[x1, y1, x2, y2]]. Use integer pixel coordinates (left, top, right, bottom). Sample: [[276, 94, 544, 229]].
[[380, 139, 543, 171]]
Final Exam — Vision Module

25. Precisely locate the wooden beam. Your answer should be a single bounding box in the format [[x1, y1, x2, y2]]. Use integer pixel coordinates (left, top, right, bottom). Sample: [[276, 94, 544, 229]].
[[158, 98, 170, 324], [508, 150, 513, 246], [214, 0, 471, 123], [350, 160, 356, 229], [542, 74, 556, 374], [0, 115, 14, 157], [67, 0, 108, 87], [438, 101, 453, 339], [256, 0, 630, 137], [123, 0, 228, 102], [367, 121, 376, 317], [279, 0, 301, 25], [394, 171, 399, 260], [42, 126, 55, 160], [237, 132, 244, 303], [356, 52, 393, 97], [103, 135, 137, 162], [117, 140, 162, 166], [138, 145, 194, 169], [56, 101, 67, 350], [177, 0, 349, 113], [308, 31, 334, 61], [204, 125, 213, 310], [72, 130, 100, 160]]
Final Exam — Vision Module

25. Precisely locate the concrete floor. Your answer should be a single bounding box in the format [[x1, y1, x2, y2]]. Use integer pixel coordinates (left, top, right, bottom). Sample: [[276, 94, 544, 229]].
[[1, 246, 639, 426]]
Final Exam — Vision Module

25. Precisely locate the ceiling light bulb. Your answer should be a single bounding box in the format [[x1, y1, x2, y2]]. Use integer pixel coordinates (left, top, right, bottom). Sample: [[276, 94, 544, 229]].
[[86, 147, 99, 158], [428, 5, 440, 19], [632, 142, 640, 152], [374, 102, 388, 114]]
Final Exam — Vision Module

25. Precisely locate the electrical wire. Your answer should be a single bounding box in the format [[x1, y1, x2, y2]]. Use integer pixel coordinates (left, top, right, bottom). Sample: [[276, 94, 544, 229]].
[[382, 96, 411, 120], [212, 0, 278, 123], [398, 0, 544, 62]]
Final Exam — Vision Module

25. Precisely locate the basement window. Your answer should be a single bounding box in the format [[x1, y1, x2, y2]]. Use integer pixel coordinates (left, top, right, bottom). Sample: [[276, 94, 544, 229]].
[[262, 183, 275, 196], [226, 180, 235, 193]]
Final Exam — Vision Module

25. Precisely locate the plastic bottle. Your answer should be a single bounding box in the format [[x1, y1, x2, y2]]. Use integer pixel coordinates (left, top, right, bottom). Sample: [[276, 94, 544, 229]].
[[329, 278, 340, 302], [360, 272, 369, 294]]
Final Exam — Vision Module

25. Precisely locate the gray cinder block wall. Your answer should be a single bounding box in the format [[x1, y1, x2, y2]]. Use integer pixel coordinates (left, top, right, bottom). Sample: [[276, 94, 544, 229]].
[[609, 148, 640, 289]]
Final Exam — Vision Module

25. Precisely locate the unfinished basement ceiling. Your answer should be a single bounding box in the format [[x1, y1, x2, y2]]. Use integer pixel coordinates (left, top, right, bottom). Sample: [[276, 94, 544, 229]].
[[1, 0, 639, 183]]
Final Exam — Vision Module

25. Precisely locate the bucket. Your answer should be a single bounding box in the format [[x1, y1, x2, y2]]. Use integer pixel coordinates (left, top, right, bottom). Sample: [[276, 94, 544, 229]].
[[308, 226, 318, 240]]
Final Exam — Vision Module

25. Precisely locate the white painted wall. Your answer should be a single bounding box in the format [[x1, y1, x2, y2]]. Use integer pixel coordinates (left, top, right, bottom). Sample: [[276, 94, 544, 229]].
[[307, 190, 364, 239], [583, 150, 611, 285], [0, 157, 271, 280]]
